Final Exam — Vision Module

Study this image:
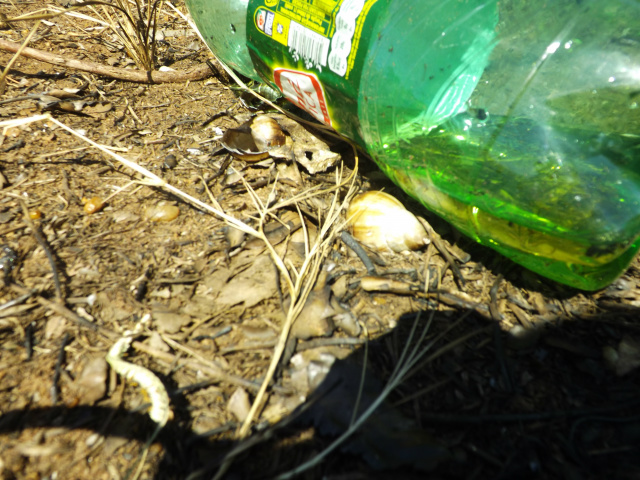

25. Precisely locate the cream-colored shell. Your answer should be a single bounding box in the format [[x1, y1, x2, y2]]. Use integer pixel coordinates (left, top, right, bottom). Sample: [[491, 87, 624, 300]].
[[250, 115, 287, 151], [347, 191, 429, 253]]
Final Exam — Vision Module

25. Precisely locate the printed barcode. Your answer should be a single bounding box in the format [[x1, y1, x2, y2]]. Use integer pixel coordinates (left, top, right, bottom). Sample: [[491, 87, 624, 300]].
[[288, 21, 329, 68]]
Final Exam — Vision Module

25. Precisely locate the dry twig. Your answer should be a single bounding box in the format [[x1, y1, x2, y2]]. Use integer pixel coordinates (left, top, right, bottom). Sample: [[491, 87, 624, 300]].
[[0, 39, 213, 83]]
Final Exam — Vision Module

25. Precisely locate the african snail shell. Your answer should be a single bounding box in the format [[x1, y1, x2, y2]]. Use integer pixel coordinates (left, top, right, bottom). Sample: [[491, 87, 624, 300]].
[[250, 116, 287, 151], [221, 115, 287, 162], [347, 191, 429, 254]]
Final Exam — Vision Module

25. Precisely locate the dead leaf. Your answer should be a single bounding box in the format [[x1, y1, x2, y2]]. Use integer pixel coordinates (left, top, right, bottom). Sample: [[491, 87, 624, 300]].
[[216, 255, 277, 307], [291, 269, 358, 340], [44, 315, 67, 340], [271, 114, 341, 174], [227, 387, 251, 422], [74, 356, 108, 404], [147, 331, 171, 353], [152, 309, 193, 333]]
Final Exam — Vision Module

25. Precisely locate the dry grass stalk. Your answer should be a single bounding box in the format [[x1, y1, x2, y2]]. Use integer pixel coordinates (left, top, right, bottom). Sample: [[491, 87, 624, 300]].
[[92, 0, 163, 71], [209, 164, 357, 480], [0, 111, 359, 455], [198, 50, 364, 451], [232, 156, 359, 431], [1, 0, 163, 74], [0, 38, 213, 83], [0, 113, 262, 236], [2, 7, 359, 468], [0, 2, 217, 82]]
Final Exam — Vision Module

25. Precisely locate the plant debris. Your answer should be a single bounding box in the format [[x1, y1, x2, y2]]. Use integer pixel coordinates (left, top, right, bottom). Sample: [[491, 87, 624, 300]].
[[1, 1, 640, 479]]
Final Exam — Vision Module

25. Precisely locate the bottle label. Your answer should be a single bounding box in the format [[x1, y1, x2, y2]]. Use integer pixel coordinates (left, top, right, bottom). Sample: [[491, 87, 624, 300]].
[[273, 68, 332, 124], [247, 0, 384, 143]]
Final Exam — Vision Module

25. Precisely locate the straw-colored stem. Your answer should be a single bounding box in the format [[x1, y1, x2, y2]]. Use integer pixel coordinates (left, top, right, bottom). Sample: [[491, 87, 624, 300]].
[[0, 20, 41, 94]]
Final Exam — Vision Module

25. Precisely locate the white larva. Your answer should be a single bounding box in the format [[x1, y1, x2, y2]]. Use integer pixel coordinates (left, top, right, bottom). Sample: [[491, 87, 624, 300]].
[[106, 335, 171, 426]]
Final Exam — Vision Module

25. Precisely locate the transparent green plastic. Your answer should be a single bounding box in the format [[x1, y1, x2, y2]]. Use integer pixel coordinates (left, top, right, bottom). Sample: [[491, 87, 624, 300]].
[[185, 0, 260, 81], [357, 0, 640, 290], [186, 0, 640, 290]]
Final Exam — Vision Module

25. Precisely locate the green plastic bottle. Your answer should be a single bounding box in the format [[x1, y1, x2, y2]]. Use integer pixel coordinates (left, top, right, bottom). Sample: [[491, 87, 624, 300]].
[[185, 0, 640, 290], [185, 0, 261, 81]]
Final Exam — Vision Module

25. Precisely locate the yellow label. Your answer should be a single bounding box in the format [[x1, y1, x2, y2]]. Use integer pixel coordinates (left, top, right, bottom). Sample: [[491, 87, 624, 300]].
[[254, 8, 290, 47], [254, 0, 377, 77], [277, 0, 340, 36]]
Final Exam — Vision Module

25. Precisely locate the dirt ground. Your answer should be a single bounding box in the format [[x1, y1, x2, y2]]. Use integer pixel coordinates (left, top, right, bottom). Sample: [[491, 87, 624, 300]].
[[1, 2, 640, 479]]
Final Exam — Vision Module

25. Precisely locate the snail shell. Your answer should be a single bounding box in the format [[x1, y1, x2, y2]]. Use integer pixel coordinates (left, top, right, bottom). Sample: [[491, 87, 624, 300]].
[[221, 115, 288, 162], [347, 191, 429, 253], [250, 115, 287, 151]]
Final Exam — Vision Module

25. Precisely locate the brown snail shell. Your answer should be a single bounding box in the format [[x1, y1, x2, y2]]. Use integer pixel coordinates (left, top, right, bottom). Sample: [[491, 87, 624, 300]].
[[250, 116, 287, 151], [221, 115, 288, 162], [347, 191, 429, 253]]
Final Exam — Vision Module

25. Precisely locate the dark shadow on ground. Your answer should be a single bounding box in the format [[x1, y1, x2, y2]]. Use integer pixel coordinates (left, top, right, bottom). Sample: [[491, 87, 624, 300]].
[[2, 301, 640, 480]]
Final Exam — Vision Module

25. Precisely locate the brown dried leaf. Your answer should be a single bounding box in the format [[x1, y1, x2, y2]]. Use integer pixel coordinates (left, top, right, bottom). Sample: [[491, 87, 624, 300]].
[[271, 114, 341, 173], [291, 270, 357, 340], [152, 309, 193, 333], [290, 287, 336, 340], [216, 254, 277, 308], [227, 387, 251, 422], [74, 356, 108, 404]]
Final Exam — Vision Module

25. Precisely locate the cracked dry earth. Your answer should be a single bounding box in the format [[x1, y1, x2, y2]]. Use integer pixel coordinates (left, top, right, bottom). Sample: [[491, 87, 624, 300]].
[[1, 1, 640, 479]]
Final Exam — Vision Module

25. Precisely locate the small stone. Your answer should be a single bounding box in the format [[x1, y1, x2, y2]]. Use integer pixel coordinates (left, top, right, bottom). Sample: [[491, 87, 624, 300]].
[[44, 316, 67, 340], [83, 196, 105, 215], [85, 433, 101, 447]]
